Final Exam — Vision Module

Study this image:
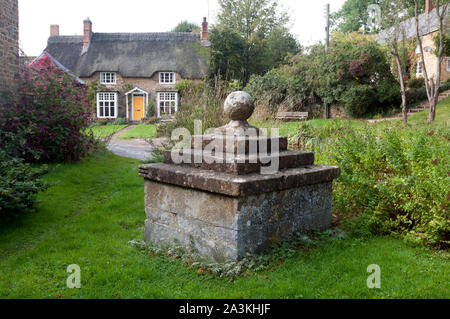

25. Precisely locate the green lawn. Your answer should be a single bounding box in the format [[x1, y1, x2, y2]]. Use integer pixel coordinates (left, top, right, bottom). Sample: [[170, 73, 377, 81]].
[[252, 97, 449, 137], [86, 125, 128, 139], [0, 152, 448, 299], [407, 96, 450, 126], [119, 124, 157, 139]]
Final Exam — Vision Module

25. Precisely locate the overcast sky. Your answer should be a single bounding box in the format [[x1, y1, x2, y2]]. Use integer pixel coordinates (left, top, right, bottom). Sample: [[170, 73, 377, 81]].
[[19, 0, 347, 56]]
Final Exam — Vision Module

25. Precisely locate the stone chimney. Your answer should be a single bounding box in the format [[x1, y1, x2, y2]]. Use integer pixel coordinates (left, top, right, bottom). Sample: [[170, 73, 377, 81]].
[[83, 18, 92, 49], [425, 0, 435, 15], [50, 25, 59, 37], [201, 17, 208, 40]]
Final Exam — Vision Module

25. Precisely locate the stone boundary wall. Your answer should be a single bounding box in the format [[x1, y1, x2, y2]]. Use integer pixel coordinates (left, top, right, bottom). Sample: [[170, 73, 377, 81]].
[[0, 0, 19, 93]]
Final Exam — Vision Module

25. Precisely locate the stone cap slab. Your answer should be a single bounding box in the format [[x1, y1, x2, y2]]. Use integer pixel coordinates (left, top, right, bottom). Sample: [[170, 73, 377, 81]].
[[190, 135, 288, 154], [139, 163, 340, 197], [163, 149, 315, 175]]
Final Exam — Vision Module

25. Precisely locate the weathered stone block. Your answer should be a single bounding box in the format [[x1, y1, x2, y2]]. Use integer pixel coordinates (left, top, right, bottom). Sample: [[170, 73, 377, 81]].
[[140, 91, 340, 262], [143, 179, 334, 262]]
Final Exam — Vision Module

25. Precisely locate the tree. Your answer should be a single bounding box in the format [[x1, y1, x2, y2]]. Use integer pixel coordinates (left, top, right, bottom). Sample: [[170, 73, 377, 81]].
[[215, 0, 297, 86], [171, 21, 200, 33], [209, 27, 246, 81], [331, 0, 425, 33], [381, 0, 411, 123], [414, 0, 449, 123]]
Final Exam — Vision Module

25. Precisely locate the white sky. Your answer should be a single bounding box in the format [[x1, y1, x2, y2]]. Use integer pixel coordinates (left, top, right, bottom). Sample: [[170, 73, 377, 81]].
[[19, 0, 347, 56]]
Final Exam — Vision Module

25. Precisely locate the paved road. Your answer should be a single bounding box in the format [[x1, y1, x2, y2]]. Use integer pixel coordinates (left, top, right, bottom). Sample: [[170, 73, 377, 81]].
[[106, 126, 168, 161]]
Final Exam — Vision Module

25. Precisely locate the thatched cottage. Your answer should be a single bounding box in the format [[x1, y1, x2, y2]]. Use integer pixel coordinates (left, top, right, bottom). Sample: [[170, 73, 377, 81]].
[[42, 18, 210, 120]]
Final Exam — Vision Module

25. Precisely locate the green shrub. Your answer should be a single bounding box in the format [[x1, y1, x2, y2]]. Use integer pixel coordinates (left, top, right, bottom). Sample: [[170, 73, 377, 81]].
[[341, 84, 378, 117], [112, 117, 128, 125], [439, 81, 450, 92], [0, 150, 49, 214], [291, 123, 449, 248], [408, 77, 425, 89]]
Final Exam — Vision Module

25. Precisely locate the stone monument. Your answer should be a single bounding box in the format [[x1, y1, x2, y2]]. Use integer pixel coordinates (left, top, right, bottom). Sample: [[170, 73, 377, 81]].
[[139, 91, 340, 262]]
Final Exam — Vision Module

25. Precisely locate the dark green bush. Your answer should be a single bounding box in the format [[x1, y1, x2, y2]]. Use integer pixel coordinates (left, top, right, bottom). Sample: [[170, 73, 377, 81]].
[[406, 87, 428, 107], [246, 32, 399, 118], [341, 84, 378, 117], [0, 150, 48, 214], [439, 81, 450, 92], [407, 77, 425, 89]]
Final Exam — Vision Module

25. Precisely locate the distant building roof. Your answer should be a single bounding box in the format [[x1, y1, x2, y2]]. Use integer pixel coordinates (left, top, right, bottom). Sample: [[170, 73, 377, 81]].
[[377, 7, 449, 44], [29, 51, 85, 84], [44, 32, 209, 79]]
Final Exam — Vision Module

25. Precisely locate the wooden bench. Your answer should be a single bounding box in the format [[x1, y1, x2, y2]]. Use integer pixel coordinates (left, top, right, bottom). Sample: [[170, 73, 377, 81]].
[[276, 112, 309, 121]]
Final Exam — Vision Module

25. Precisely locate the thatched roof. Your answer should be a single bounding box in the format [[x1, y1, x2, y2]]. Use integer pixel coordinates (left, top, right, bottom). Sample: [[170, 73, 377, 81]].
[[45, 32, 209, 79]]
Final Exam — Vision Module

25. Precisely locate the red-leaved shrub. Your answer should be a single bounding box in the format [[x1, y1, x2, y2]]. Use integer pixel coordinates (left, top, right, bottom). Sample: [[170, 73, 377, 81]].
[[0, 60, 95, 162]]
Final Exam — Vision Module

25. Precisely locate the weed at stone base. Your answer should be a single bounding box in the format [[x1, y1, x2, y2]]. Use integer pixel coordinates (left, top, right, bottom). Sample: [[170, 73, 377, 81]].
[[129, 228, 347, 279]]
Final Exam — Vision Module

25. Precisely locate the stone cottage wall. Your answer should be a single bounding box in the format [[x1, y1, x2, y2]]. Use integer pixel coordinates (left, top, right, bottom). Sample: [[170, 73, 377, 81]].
[[418, 32, 450, 83], [81, 71, 187, 119], [0, 0, 19, 93]]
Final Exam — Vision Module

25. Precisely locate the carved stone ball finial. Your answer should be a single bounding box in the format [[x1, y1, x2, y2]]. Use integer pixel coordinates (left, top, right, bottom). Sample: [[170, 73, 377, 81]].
[[224, 91, 255, 121]]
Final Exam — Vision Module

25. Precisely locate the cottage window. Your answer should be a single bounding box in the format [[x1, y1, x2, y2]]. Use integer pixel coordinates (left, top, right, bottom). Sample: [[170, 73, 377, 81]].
[[159, 72, 175, 84], [158, 92, 178, 117], [97, 92, 118, 118], [416, 61, 423, 75], [446, 58, 450, 72], [100, 72, 117, 85]]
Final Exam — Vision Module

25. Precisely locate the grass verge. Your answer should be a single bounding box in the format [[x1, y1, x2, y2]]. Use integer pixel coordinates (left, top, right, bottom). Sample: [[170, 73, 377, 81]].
[[0, 152, 448, 298], [86, 125, 128, 139], [119, 124, 157, 140]]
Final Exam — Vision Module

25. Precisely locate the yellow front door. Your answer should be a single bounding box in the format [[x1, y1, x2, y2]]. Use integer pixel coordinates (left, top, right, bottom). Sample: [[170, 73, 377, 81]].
[[133, 95, 144, 121]]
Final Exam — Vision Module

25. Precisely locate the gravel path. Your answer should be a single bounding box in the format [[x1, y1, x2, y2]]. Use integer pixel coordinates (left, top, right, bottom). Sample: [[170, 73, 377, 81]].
[[107, 125, 168, 161]]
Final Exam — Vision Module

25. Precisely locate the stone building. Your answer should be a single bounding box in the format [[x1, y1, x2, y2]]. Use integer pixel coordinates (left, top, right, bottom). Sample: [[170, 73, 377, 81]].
[[43, 18, 210, 121], [377, 0, 449, 82], [0, 0, 19, 93]]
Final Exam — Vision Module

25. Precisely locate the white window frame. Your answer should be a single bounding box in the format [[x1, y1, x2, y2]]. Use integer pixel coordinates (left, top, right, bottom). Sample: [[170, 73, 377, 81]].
[[446, 58, 450, 72], [416, 61, 423, 75], [157, 92, 178, 118], [97, 92, 118, 119], [100, 72, 117, 85], [159, 72, 175, 84]]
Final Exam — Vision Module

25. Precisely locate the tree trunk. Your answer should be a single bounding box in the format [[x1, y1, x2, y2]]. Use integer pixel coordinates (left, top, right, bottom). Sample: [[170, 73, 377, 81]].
[[393, 53, 407, 124], [428, 97, 437, 123]]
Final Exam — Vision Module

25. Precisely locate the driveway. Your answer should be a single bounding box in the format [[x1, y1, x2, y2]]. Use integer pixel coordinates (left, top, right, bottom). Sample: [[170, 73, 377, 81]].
[[107, 126, 168, 161]]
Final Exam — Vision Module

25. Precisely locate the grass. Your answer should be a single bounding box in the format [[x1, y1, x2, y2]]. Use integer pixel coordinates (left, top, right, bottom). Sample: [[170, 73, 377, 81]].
[[86, 125, 128, 139], [252, 97, 449, 137], [0, 152, 448, 299], [407, 96, 450, 126], [119, 124, 157, 140]]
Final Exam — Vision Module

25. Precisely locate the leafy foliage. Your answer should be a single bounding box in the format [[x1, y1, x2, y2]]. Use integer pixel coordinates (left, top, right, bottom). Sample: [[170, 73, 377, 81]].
[[331, 0, 425, 33], [0, 150, 48, 214], [212, 0, 299, 86], [290, 121, 450, 248], [171, 21, 200, 33], [247, 32, 400, 117], [0, 61, 95, 163]]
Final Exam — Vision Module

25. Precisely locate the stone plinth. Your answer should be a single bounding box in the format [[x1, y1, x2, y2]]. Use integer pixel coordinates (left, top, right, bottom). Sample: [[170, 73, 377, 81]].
[[139, 91, 340, 261]]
